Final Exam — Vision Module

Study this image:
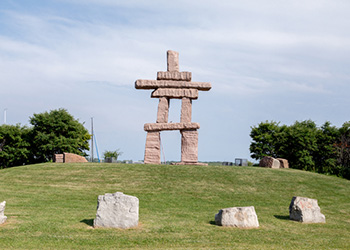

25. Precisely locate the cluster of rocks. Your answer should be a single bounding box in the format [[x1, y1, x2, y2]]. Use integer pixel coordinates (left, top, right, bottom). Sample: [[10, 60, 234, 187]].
[[54, 152, 88, 163], [0, 194, 326, 230], [135, 50, 211, 165], [259, 156, 289, 168], [90, 192, 325, 230], [214, 196, 325, 228]]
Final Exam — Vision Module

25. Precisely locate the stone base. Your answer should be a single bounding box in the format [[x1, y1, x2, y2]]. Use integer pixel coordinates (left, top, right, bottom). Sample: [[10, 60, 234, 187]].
[[172, 162, 208, 166]]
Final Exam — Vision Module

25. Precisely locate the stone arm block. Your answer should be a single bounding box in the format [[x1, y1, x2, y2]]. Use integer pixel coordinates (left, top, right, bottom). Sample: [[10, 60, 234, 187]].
[[157, 71, 192, 81], [144, 122, 200, 131], [151, 88, 198, 99], [135, 80, 211, 91]]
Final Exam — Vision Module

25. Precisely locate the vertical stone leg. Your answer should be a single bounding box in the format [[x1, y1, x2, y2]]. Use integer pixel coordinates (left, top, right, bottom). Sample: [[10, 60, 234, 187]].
[[156, 97, 169, 123], [181, 129, 198, 163], [144, 131, 161, 164], [180, 97, 192, 123]]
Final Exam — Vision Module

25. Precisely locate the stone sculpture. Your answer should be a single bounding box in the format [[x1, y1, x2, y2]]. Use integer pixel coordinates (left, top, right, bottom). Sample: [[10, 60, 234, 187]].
[[289, 196, 326, 223], [0, 201, 7, 224], [215, 206, 259, 228], [94, 192, 139, 229], [135, 50, 211, 165]]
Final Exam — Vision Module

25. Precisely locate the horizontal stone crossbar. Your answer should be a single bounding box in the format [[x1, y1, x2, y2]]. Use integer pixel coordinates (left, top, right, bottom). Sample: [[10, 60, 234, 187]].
[[135, 80, 211, 91], [157, 71, 192, 81], [151, 88, 198, 99], [144, 122, 200, 131]]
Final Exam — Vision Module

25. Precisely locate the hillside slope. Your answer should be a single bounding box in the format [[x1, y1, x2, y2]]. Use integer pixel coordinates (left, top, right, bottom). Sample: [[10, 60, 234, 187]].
[[0, 163, 349, 249]]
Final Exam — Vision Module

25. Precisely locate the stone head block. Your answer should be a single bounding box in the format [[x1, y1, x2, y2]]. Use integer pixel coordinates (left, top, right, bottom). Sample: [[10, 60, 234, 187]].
[[167, 50, 179, 71]]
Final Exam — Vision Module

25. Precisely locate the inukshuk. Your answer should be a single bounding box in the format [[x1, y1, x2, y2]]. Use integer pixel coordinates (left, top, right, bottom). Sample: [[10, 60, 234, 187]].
[[135, 50, 211, 165]]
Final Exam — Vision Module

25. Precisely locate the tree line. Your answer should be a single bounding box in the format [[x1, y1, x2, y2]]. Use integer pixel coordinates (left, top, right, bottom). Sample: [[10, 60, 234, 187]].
[[250, 120, 350, 179], [0, 109, 90, 168]]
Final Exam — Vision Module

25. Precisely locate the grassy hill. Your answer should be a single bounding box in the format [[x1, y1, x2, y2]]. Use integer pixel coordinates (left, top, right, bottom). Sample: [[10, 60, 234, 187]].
[[0, 163, 349, 249]]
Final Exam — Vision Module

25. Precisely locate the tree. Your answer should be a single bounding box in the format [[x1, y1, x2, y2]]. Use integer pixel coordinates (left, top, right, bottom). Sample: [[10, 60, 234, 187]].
[[29, 109, 90, 163], [249, 121, 285, 160], [281, 120, 318, 170], [313, 121, 339, 174], [103, 149, 122, 162], [0, 124, 31, 168], [334, 122, 350, 179]]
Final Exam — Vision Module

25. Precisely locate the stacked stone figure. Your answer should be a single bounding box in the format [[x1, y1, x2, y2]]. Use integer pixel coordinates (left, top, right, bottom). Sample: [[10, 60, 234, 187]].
[[135, 50, 211, 165]]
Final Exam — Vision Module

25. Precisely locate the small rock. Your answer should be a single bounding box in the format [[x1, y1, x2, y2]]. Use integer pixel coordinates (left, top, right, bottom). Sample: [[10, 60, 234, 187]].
[[0, 201, 7, 224], [289, 196, 325, 223], [94, 192, 139, 229], [215, 206, 259, 228]]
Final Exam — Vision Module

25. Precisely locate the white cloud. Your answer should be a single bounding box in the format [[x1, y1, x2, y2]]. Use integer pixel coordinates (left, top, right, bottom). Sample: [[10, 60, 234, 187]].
[[1, 1, 350, 161]]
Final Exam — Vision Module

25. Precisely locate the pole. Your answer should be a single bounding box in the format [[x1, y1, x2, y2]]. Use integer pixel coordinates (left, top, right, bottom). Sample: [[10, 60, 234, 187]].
[[91, 117, 94, 162], [4, 109, 7, 124]]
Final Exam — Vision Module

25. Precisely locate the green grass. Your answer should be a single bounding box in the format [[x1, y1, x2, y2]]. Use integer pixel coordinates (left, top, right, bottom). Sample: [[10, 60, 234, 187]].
[[0, 163, 349, 249]]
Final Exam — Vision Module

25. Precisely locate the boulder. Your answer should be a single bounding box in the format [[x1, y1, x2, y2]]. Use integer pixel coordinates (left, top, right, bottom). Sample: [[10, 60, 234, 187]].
[[63, 153, 88, 163], [259, 156, 280, 168], [215, 206, 259, 228], [289, 196, 325, 223], [94, 192, 139, 229], [277, 158, 289, 168], [0, 201, 7, 224]]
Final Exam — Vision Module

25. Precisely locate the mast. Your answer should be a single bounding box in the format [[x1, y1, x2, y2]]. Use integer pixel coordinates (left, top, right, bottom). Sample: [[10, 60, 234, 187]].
[[91, 117, 94, 162]]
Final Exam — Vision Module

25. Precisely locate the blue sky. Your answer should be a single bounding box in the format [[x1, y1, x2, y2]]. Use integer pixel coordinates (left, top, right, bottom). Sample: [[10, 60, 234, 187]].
[[1, 0, 350, 162]]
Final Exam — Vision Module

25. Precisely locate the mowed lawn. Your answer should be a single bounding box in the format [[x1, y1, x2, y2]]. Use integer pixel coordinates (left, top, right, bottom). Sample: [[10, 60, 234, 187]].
[[0, 163, 349, 249]]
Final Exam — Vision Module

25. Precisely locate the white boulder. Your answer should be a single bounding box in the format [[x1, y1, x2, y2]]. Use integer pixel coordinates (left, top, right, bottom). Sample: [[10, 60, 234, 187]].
[[289, 196, 325, 223], [0, 201, 7, 224], [94, 192, 139, 229], [215, 206, 259, 228]]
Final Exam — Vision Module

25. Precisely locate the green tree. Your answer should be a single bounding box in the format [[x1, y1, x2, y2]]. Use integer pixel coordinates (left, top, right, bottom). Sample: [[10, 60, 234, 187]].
[[0, 124, 31, 168], [29, 109, 90, 163], [313, 121, 339, 174], [249, 121, 285, 160], [103, 149, 122, 162], [335, 122, 350, 179], [282, 120, 318, 170]]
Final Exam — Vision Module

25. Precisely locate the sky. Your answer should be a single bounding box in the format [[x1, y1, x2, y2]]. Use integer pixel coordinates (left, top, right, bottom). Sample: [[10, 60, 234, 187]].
[[1, 0, 350, 163]]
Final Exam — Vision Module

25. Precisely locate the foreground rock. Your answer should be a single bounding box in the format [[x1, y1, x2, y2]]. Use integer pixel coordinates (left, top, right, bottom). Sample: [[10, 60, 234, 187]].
[[289, 196, 326, 223], [94, 192, 139, 229], [0, 201, 7, 224], [215, 206, 259, 228]]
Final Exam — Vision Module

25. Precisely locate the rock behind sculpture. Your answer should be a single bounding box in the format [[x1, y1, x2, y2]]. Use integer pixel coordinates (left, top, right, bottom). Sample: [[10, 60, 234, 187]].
[[94, 192, 139, 229], [259, 156, 280, 168], [215, 206, 259, 228], [289, 196, 325, 223], [0, 201, 7, 224]]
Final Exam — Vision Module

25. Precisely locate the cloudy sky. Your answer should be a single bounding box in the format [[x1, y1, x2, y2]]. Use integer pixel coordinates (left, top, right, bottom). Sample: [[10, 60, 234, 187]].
[[1, 0, 350, 162]]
